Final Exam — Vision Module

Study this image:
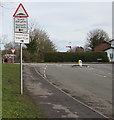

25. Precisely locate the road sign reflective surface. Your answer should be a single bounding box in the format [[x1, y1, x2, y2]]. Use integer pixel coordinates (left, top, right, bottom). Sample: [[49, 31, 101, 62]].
[[15, 33, 29, 44], [14, 17, 28, 33], [13, 3, 29, 17]]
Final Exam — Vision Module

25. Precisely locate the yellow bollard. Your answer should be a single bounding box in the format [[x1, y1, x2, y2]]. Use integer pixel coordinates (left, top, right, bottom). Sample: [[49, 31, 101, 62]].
[[78, 60, 82, 67]]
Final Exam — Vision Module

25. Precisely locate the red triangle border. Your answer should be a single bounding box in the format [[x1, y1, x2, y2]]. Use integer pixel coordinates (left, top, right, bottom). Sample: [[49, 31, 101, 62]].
[[13, 3, 29, 17]]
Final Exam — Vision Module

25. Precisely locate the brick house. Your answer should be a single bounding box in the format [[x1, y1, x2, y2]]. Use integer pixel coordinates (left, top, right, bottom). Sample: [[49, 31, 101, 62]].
[[69, 46, 84, 52], [94, 40, 114, 62], [93, 41, 111, 51]]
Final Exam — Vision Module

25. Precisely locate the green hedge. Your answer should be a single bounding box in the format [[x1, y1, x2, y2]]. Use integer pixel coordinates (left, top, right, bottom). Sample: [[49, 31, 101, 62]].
[[44, 52, 109, 62]]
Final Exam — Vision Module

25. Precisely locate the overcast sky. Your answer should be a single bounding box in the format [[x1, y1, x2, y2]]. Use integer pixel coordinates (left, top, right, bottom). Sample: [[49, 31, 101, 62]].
[[1, 1, 112, 51]]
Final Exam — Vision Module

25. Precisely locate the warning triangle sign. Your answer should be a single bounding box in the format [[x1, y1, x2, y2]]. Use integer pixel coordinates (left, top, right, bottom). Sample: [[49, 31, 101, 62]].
[[13, 3, 29, 17]]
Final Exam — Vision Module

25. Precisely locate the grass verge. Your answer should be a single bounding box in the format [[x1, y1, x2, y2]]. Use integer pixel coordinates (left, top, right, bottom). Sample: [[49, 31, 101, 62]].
[[0, 63, 2, 119], [2, 64, 45, 118]]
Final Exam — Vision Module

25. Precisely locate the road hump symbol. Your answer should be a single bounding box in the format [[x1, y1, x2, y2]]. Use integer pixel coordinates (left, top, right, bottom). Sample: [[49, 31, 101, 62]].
[[13, 3, 29, 17]]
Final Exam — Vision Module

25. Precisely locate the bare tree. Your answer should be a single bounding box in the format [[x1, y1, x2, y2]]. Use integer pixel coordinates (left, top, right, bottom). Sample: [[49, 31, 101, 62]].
[[25, 23, 56, 61], [0, 2, 3, 7], [26, 28, 56, 52], [4, 42, 20, 50], [85, 29, 110, 51]]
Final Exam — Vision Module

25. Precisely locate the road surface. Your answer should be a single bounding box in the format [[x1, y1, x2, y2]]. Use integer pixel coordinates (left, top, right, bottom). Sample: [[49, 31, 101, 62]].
[[24, 63, 112, 118]]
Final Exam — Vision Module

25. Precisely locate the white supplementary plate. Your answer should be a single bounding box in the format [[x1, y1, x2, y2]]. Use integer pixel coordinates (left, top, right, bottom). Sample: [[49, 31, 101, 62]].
[[15, 33, 29, 43], [14, 17, 28, 33]]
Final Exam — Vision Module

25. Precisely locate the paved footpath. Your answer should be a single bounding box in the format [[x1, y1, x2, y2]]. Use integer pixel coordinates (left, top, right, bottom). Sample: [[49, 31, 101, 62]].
[[23, 65, 107, 118]]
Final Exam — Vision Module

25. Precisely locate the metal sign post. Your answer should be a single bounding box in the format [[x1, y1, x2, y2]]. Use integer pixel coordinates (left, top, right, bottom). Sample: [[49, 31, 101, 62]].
[[12, 56, 14, 64], [20, 43, 23, 94], [13, 3, 29, 95]]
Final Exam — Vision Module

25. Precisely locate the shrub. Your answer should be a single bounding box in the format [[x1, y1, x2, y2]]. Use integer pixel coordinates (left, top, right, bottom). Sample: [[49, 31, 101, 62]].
[[44, 52, 109, 62]]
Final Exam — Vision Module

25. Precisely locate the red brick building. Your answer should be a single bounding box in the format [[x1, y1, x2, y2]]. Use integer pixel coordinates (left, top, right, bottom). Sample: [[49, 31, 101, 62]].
[[93, 40, 114, 62], [93, 41, 111, 51], [68, 46, 84, 52]]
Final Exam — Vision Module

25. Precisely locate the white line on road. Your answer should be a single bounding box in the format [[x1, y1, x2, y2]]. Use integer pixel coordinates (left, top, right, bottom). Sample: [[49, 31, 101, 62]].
[[33, 66, 109, 119], [44, 65, 47, 78], [95, 73, 107, 78]]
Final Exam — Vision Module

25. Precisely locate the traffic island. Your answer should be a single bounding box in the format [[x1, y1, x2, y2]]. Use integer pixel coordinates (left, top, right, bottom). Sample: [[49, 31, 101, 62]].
[[72, 64, 88, 68]]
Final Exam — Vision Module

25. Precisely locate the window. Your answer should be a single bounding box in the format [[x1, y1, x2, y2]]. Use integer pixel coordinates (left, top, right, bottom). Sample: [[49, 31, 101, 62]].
[[110, 53, 113, 59], [111, 44, 114, 47]]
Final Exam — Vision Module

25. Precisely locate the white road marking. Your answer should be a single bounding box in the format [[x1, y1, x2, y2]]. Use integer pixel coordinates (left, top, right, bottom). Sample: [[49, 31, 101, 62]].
[[33, 66, 109, 119], [44, 65, 47, 78]]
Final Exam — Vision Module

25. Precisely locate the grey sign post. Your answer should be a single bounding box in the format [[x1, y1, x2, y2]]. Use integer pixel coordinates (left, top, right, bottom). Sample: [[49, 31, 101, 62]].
[[13, 3, 29, 95]]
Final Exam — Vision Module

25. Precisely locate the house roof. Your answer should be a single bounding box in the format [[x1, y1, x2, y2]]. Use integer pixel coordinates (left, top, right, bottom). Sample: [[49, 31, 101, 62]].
[[94, 39, 114, 51], [109, 39, 114, 42], [93, 41, 111, 51], [94, 41, 111, 47], [104, 47, 114, 51], [103, 41, 111, 45]]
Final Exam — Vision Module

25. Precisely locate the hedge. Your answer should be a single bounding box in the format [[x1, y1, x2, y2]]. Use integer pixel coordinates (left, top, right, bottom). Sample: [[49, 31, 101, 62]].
[[44, 52, 109, 62]]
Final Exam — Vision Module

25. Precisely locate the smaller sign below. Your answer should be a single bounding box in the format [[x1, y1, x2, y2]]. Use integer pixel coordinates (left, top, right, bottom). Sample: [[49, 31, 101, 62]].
[[14, 17, 28, 33], [15, 33, 29, 44]]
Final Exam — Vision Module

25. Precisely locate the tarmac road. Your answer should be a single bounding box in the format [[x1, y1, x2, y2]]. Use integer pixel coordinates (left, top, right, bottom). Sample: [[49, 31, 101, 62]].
[[24, 63, 112, 118]]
